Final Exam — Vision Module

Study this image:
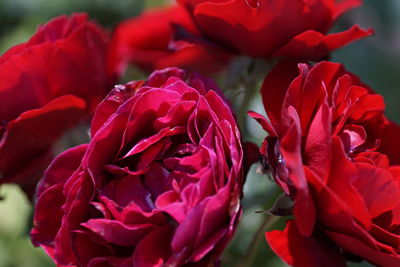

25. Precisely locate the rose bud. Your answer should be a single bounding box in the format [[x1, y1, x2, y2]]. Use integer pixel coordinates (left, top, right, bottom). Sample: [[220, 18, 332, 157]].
[[177, 0, 373, 60], [250, 61, 400, 266], [0, 13, 112, 198], [31, 68, 244, 267], [108, 5, 231, 77]]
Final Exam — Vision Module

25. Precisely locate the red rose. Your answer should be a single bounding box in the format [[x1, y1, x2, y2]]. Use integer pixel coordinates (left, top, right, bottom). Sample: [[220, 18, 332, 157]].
[[31, 68, 243, 266], [0, 13, 112, 197], [250, 61, 400, 266], [108, 5, 231, 77], [178, 0, 373, 59]]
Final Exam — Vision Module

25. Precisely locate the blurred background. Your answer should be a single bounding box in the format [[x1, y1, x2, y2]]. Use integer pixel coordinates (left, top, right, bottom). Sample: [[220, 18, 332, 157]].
[[0, 0, 399, 266]]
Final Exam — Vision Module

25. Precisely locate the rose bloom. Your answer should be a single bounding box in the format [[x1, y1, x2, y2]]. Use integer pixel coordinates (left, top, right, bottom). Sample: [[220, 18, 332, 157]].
[[177, 0, 373, 59], [31, 68, 244, 266], [250, 61, 400, 266], [108, 5, 231, 77], [0, 14, 112, 197]]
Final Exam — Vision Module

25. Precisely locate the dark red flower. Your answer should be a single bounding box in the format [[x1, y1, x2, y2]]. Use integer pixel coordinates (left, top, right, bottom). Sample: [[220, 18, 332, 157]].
[[31, 68, 244, 267], [177, 0, 373, 59], [0, 13, 112, 197], [108, 5, 231, 77], [250, 61, 400, 266]]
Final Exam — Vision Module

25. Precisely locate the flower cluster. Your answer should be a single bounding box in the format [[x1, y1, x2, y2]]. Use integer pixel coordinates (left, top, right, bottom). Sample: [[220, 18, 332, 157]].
[[0, 0, 398, 266]]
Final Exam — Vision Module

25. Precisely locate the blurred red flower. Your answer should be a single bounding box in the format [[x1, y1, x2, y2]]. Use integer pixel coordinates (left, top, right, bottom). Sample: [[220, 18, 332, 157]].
[[0, 13, 112, 197], [178, 0, 373, 59], [108, 5, 231, 77]]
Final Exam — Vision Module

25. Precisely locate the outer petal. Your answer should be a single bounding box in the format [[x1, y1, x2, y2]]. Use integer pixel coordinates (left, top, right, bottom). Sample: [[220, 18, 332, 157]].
[[266, 220, 347, 267], [280, 107, 315, 236], [272, 25, 374, 60], [0, 43, 51, 120], [354, 162, 400, 219], [70, 231, 114, 267], [133, 225, 174, 267], [154, 43, 231, 74], [36, 144, 88, 196], [26, 14, 89, 45], [193, 0, 332, 57], [82, 219, 157, 247], [54, 173, 94, 265], [261, 59, 305, 133], [327, 231, 400, 267], [379, 121, 400, 165], [171, 185, 231, 253], [90, 81, 143, 137], [108, 6, 230, 76], [45, 17, 111, 112], [315, 137, 372, 231], [31, 183, 66, 246], [31, 144, 88, 248], [0, 95, 86, 190], [303, 99, 332, 179]]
